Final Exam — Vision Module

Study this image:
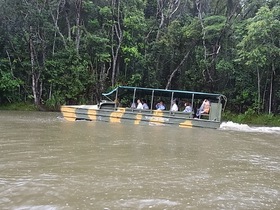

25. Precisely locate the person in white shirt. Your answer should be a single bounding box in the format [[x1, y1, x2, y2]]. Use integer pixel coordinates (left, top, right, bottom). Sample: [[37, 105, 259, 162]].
[[136, 99, 143, 109], [171, 100, 178, 112]]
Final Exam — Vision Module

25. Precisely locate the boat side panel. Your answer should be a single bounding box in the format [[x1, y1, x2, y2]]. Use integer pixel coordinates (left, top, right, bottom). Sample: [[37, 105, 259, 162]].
[[76, 108, 90, 120], [60, 106, 77, 121], [88, 109, 97, 121], [179, 120, 193, 128], [134, 114, 142, 124], [61, 106, 220, 129], [191, 119, 220, 129], [110, 108, 126, 123]]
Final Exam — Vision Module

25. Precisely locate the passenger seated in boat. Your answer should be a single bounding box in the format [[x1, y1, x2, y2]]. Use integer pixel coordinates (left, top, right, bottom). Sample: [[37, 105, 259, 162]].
[[196, 99, 210, 117], [142, 99, 149, 109], [136, 99, 143, 109], [171, 100, 178, 112], [156, 100, 165, 110], [183, 101, 192, 113]]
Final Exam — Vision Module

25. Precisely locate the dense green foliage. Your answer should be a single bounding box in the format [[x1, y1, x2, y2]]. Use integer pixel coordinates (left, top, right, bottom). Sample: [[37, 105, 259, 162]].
[[0, 102, 37, 111], [223, 110, 280, 126], [0, 0, 279, 114]]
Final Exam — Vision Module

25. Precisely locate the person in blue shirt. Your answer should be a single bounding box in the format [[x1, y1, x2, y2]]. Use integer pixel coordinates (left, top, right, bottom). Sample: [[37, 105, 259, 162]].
[[183, 101, 193, 113], [156, 100, 165, 110], [142, 99, 149, 109]]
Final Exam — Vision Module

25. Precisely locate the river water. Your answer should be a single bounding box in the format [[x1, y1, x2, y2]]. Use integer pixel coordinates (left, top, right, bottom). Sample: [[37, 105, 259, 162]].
[[0, 110, 279, 210]]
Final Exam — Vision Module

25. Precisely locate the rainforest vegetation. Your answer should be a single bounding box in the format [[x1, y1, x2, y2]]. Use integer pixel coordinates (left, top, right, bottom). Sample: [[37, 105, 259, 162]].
[[0, 0, 279, 120]]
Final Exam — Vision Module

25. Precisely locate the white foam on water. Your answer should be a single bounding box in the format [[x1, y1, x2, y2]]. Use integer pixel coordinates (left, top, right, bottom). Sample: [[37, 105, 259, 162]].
[[119, 198, 179, 208], [14, 205, 58, 210], [219, 121, 280, 134]]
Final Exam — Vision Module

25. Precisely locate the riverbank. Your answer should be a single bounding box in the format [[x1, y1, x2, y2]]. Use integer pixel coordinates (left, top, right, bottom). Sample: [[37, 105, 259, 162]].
[[1, 102, 280, 127], [0, 102, 37, 111], [223, 111, 280, 127]]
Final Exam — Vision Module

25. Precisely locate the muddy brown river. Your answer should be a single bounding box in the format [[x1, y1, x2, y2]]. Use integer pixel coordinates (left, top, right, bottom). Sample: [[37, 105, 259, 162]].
[[0, 110, 279, 209]]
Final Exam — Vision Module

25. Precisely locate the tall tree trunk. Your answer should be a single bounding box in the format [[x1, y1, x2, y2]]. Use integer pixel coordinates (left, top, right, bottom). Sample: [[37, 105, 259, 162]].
[[51, 0, 67, 54], [257, 66, 261, 114], [111, 0, 122, 87], [156, 0, 164, 41], [269, 62, 275, 114], [155, 0, 180, 83], [165, 50, 191, 90], [75, 0, 82, 54], [29, 27, 40, 106], [196, 0, 211, 82]]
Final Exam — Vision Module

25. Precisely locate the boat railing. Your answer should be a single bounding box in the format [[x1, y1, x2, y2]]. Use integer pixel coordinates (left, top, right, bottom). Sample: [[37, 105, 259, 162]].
[[98, 100, 116, 109]]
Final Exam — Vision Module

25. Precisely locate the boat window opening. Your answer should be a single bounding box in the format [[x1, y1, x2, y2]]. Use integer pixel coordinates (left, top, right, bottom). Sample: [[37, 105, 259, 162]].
[[101, 86, 227, 113], [103, 94, 113, 102]]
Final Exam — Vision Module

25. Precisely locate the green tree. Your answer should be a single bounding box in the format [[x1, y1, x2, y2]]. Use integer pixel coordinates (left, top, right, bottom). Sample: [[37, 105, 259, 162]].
[[237, 5, 280, 114]]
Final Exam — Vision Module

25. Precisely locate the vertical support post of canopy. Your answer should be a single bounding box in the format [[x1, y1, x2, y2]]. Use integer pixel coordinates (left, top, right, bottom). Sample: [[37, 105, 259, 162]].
[[132, 88, 136, 111], [191, 93, 194, 110], [150, 90, 154, 112], [114, 87, 119, 110], [170, 91, 174, 114]]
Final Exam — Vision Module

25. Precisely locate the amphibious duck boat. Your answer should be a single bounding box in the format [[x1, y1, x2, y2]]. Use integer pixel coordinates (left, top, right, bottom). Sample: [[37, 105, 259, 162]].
[[61, 86, 227, 129]]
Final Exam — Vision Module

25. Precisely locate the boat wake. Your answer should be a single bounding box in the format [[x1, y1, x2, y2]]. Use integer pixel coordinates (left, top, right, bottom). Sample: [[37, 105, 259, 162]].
[[219, 121, 280, 134]]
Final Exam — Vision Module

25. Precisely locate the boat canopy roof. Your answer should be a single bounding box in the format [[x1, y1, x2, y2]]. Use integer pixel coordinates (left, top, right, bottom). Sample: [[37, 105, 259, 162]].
[[102, 86, 227, 102]]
